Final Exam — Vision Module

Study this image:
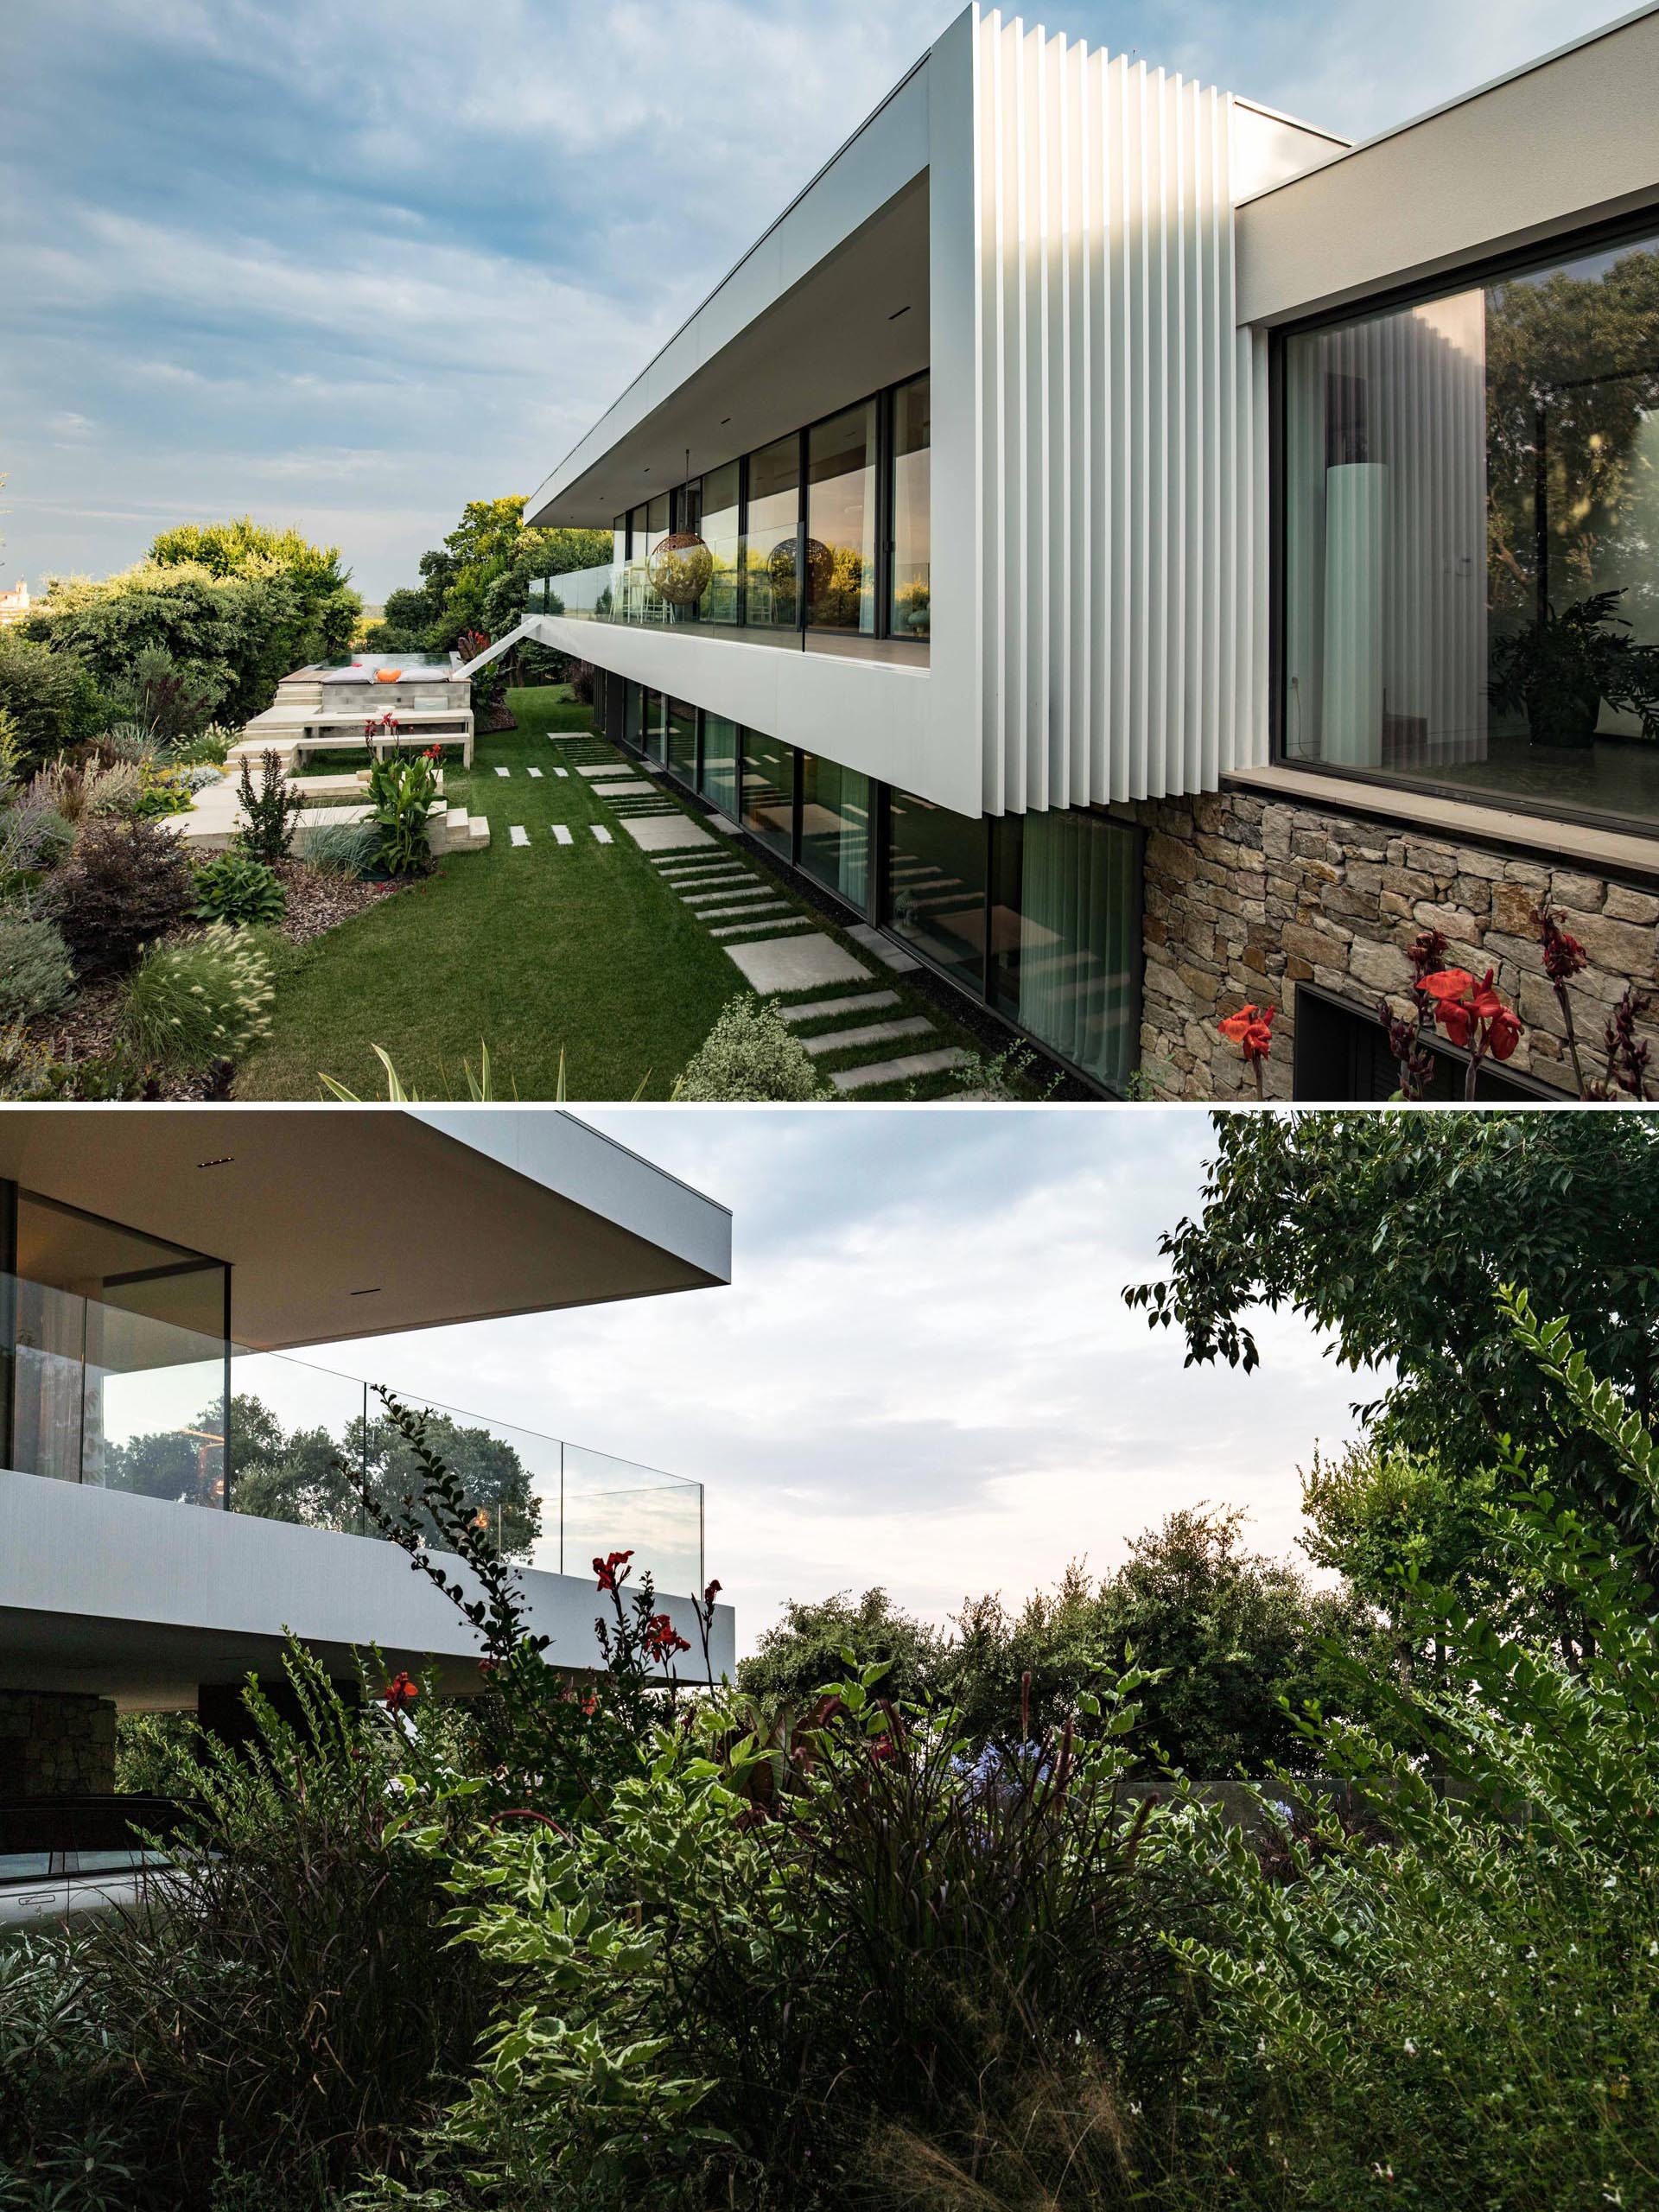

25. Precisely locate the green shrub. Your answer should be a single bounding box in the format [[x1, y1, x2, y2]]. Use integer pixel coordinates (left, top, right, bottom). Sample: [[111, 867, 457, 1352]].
[[234, 749, 304, 862], [0, 912, 75, 1022], [66, 1647, 486, 2209], [365, 752, 438, 875], [0, 795, 74, 883], [0, 628, 105, 770], [43, 814, 195, 976], [169, 721, 237, 768], [677, 992, 829, 1101], [122, 922, 275, 1069], [302, 816, 378, 878], [191, 852, 286, 926], [98, 719, 160, 763]]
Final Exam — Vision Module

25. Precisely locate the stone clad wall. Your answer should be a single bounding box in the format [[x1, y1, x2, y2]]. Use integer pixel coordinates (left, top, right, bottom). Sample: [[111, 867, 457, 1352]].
[[0, 1691, 118, 1796], [1118, 788, 1659, 1102]]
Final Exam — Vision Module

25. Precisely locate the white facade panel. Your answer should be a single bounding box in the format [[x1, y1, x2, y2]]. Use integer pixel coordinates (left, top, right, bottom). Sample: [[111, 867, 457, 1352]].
[[961, 12, 1269, 812]]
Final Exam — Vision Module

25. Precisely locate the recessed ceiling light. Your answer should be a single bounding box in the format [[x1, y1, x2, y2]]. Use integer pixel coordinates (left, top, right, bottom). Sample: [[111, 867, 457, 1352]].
[[196, 1156, 235, 1169]]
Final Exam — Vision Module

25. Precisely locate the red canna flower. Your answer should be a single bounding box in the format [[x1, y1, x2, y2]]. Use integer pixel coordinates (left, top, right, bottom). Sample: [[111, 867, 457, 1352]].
[[1421, 969, 1523, 1090], [384, 1671, 418, 1713], [643, 1611, 691, 1662], [1217, 1001, 1275, 1097], [704, 1579, 721, 1610], [594, 1548, 634, 1593]]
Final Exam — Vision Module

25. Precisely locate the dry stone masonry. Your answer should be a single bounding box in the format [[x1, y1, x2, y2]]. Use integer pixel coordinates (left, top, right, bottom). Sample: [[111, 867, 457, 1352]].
[[1122, 789, 1659, 1102], [0, 1690, 118, 1796]]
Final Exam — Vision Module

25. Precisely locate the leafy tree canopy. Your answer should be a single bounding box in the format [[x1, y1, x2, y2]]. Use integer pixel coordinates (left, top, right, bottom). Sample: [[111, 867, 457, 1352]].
[[0, 626, 105, 769], [1126, 1110, 1659, 1580], [737, 1586, 948, 1711], [365, 496, 612, 658]]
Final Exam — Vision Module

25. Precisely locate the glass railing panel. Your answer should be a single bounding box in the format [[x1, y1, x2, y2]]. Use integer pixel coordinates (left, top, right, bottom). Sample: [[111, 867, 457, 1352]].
[[3, 1272, 228, 1504], [225, 1350, 370, 1535], [386, 1387, 567, 1570], [561, 1441, 702, 1599]]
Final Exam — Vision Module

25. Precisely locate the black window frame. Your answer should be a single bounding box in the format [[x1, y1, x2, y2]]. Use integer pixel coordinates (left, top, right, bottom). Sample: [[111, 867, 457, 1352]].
[[656, 366, 930, 652], [1268, 200, 1659, 843], [1291, 981, 1566, 1103]]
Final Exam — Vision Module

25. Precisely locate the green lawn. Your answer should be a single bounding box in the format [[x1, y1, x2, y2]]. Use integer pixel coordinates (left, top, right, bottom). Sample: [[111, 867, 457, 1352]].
[[235, 685, 992, 1101]]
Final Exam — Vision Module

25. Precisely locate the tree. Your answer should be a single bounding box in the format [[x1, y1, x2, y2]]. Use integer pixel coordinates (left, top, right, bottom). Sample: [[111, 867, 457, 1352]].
[[950, 1513, 1373, 1773], [149, 515, 359, 659], [0, 628, 105, 769], [738, 1586, 948, 1709], [1126, 1111, 1659, 1586]]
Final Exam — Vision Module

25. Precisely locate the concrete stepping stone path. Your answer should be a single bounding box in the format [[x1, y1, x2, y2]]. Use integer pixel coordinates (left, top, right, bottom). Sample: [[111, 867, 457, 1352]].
[[802, 1015, 934, 1058], [779, 991, 899, 1023], [509, 825, 530, 847], [830, 1047, 971, 1093], [591, 825, 613, 844], [725, 935, 872, 992], [552, 824, 574, 845]]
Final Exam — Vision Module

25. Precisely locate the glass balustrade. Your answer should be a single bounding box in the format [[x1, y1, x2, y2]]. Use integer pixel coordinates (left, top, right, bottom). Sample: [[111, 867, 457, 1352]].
[[0, 1272, 703, 1596]]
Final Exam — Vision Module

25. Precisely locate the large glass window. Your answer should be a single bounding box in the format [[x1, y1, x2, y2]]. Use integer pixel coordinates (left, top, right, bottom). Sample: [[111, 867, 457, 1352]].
[[7, 1191, 229, 1503], [623, 678, 645, 753], [886, 789, 988, 987], [700, 461, 741, 626], [799, 755, 869, 906], [807, 400, 878, 632], [700, 713, 739, 815], [741, 730, 795, 853], [666, 697, 697, 785], [642, 688, 667, 765], [990, 810, 1140, 1091], [1281, 222, 1659, 828], [890, 373, 931, 639], [745, 435, 801, 631]]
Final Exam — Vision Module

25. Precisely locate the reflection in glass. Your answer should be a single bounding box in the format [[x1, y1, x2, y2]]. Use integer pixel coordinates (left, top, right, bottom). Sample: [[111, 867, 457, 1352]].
[[745, 435, 800, 630], [667, 697, 697, 784], [886, 789, 987, 985], [991, 810, 1139, 1091], [890, 374, 931, 639], [807, 400, 878, 632], [699, 461, 741, 625], [623, 678, 645, 753], [700, 713, 739, 815], [643, 689, 667, 765], [741, 731, 795, 853], [799, 754, 869, 906], [1282, 226, 1659, 826]]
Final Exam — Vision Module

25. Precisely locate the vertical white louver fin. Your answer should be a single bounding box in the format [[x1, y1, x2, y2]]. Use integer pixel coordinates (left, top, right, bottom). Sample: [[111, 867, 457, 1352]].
[[969, 10, 1266, 812]]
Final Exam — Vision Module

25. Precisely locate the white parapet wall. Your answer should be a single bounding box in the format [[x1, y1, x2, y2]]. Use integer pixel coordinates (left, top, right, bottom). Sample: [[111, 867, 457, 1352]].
[[0, 1470, 734, 1701]]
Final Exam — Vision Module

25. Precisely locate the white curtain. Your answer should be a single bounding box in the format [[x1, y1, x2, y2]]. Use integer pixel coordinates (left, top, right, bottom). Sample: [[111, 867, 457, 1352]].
[[1013, 812, 1138, 1090]]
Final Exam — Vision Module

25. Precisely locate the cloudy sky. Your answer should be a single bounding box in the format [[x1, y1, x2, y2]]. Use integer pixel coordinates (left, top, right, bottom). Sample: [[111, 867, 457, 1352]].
[[323, 1107, 1380, 1655], [2, 0, 1625, 600]]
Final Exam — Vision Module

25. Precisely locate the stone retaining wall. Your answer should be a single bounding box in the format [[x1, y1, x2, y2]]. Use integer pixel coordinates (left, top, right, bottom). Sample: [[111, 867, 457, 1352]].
[[0, 1691, 118, 1796], [1118, 788, 1659, 1102]]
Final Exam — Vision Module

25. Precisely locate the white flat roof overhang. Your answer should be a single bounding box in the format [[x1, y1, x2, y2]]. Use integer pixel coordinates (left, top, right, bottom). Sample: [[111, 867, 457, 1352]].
[[0, 1108, 731, 1350], [530, 65, 931, 528]]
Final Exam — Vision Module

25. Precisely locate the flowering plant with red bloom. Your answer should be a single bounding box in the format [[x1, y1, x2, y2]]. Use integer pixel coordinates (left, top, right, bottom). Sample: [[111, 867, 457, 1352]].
[[1421, 968, 1523, 1096], [643, 1611, 692, 1664], [1217, 1001, 1274, 1098], [594, 1548, 634, 1594], [384, 1670, 418, 1714]]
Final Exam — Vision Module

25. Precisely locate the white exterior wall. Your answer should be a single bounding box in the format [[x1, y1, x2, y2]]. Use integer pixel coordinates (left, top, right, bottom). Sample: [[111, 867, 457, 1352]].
[[950, 13, 1277, 811], [530, 5, 1339, 818]]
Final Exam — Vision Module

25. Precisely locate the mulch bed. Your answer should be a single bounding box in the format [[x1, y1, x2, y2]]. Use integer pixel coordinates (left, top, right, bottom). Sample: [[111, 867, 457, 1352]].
[[25, 857, 410, 1097]]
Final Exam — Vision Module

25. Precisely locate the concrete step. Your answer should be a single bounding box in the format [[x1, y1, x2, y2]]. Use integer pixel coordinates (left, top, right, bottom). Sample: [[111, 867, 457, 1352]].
[[830, 1047, 972, 1093], [779, 990, 899, 1024], [802, 1016, 935, 1058]]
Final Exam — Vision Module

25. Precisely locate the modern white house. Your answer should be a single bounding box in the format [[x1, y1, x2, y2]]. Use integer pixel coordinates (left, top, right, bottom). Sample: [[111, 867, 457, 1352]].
[[0, 1109, 734, 1795], [518, 3, 1659, 1100]]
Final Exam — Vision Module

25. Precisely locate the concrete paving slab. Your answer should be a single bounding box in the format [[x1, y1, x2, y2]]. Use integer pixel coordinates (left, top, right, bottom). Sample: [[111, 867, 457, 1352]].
[[509, 825, 529, 847], [830, 1048, 971, 1093], [552, 824, 574, 844], [624, 816, 716, 851], [724, 935, 872, 991], [578, 764, 625, 777], [591, 825, 613, 844], [846, 922, 921, 972], [778, 990, 899, 1023], [802, 1016, 934, 1058], [554, 767, 569, 778], [527, 766, 543, 779], [710, 916, 815, 939], [494, 766, 511, 777], [696, 899, 790, 921]]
